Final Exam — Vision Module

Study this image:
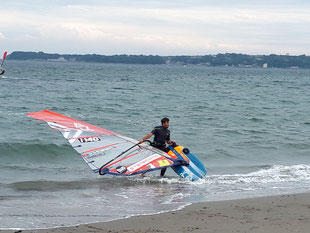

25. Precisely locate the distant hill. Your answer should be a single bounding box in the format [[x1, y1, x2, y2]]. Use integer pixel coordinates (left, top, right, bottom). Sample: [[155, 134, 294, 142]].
[[7, 51, 310, 68], [7, 51, 165, 65]]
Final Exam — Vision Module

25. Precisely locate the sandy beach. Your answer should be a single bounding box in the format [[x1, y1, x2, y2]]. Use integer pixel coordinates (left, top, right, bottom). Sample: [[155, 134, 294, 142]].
[[1, 192, 310, 233]]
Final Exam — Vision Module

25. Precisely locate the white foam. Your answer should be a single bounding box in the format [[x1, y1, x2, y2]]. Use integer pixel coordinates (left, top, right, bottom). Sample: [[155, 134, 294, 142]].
[[202, 164, 310, 185]]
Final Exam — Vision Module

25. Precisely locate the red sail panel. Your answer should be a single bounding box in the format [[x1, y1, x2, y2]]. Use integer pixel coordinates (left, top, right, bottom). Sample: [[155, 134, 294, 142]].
[[27, 110, 115, 135]]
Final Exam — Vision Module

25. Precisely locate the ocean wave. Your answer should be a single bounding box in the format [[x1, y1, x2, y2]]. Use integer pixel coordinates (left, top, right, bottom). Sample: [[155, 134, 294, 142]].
[[203, 164, 310, 185], [249, 117, 264, 122], [1, 142, 74, 161], [3, 177, 156, 192], [128, 164, 310, 186], [5, 179, 104, 192]]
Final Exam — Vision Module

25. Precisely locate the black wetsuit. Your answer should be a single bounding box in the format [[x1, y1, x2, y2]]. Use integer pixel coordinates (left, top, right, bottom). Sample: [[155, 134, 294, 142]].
[[151, 126, 170, 152], [151, 126, 171, 176]]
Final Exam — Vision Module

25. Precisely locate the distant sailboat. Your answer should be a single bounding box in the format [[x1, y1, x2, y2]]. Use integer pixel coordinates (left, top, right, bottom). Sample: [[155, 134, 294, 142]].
[[0, 51, 7, 75]]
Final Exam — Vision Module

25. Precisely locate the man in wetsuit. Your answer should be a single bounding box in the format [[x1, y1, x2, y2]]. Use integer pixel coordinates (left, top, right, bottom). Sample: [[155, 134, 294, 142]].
[[139, 117, 175, 176]]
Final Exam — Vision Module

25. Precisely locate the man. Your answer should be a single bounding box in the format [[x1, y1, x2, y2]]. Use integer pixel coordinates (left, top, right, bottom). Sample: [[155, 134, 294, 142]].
[[139, 117, 175, 176]]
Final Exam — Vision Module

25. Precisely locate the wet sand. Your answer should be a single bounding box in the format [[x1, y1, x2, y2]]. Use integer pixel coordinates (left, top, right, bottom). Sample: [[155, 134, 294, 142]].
[[1, 192, 310, 233]]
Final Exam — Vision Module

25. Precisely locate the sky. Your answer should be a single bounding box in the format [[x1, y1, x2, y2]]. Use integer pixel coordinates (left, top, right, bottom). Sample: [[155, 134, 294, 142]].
[[0, 0, 310, 56]]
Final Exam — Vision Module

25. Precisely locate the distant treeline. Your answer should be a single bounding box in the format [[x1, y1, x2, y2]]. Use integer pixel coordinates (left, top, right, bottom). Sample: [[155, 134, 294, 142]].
[[7, 51, 310, 68], [7, 51, 165, 64]]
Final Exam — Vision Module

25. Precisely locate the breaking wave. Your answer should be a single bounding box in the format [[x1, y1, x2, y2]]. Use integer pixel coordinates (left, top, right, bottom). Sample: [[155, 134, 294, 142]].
[[203, 164, 310, 185]]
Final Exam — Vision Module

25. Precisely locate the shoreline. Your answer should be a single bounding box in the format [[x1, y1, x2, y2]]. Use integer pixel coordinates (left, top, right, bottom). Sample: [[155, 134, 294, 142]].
[[1, 192, 310, 233]]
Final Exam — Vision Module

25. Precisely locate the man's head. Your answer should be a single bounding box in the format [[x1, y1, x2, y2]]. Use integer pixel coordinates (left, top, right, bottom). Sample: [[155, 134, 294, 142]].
[[161, 117, 170, 128]]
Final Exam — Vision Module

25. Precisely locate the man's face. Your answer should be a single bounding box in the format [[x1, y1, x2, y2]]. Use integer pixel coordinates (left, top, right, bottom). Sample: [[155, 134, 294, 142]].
[[162, 121, 169, 128]]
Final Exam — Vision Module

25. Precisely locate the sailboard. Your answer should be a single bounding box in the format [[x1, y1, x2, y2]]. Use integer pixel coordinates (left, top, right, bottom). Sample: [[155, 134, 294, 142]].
[[168, 145, 207, 181], [27, 110, 186, 177], [0, 51, 7, 75]]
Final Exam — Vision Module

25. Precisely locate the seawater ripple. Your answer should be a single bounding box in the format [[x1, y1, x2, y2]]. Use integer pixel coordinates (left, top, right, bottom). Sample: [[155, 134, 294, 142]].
[[1, 61, 310, 229]]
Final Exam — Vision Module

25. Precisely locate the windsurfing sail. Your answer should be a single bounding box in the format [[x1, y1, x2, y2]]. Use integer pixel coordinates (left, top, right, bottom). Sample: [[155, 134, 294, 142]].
[[0, 51, 7, 75], [27, 110, 181, 176], [1, 51, 7, 68]]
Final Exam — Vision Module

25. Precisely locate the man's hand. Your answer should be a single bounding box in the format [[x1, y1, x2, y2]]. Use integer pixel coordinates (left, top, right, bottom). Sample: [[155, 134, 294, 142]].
[[139, 133, 153, 144]]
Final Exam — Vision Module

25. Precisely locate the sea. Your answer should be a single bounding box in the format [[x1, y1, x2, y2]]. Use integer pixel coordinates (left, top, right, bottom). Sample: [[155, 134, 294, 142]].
[[1, 60, 310, 230]]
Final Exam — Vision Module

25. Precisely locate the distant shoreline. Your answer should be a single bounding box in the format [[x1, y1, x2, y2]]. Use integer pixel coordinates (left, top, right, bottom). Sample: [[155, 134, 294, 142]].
[[7, 51, 310, 69]]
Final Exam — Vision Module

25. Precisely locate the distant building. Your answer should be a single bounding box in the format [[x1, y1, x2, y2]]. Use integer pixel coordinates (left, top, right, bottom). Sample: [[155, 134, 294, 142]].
[[48, 57, 67, 62], [263, 63, 268, 68]]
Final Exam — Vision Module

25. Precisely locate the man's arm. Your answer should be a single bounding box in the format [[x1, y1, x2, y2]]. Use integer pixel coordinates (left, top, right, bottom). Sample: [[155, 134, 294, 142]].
[[166, 131, 175, 145], [139, 132, 153, 144], [167, 140, 176, 145]]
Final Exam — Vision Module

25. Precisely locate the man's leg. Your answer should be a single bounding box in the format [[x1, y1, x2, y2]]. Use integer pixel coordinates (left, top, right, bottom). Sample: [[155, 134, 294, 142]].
[[160, 167, 167, 176], [159, 146, 170, 176]]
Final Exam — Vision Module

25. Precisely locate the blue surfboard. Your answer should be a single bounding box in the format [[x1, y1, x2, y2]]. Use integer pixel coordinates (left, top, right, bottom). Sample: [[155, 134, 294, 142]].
[[168, 145, 207, 181]]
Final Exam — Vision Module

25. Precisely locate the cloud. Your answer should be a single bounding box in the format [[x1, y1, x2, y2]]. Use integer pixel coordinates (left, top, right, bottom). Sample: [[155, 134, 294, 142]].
[[0, 2, 309, 55]]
